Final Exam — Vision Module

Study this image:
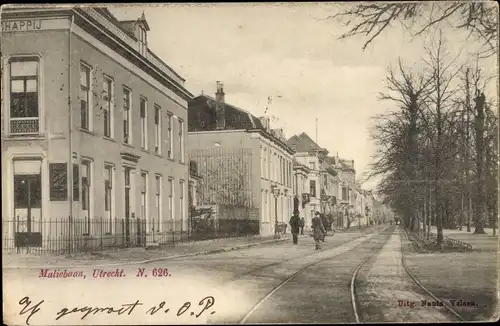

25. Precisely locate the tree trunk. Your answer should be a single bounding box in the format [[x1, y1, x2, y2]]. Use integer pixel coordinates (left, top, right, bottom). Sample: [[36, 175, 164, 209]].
[[474, 92, 487, 234]]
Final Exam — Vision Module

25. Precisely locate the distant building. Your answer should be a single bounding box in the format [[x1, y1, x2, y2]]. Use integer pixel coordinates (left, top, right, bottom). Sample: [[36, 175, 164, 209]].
[[338, 158, 356, 227], [1, 6, 192, 251], [188, 82, 294, 236], [287, 132, 328, 227]]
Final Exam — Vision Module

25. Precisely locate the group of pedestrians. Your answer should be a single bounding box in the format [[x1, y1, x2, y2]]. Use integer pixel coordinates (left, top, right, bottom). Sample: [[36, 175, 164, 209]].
[[289, 211, 328, 250]]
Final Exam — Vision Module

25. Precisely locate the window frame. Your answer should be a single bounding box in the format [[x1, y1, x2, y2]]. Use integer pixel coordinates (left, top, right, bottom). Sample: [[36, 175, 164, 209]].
[[179, 179, 185, 222], [154, 104, 162, 155], [80, 158, 93, 235], [102, 75, 114, 138], [140, 96, 148, 150], [178, 118, 185, 163], [167, 112, 173, 159], [122, 86, 132, 145], [7, 55, 43, 136], [79, 62, 93, 131], [104, 164, 115, 234], [168, 177, 174, 222], [155, 174, 162, 232]]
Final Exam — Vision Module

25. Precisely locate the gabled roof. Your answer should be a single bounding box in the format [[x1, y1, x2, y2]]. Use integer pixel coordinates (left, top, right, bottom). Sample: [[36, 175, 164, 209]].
[[188, 94, 263, 131], [287, 132, 328, 154]]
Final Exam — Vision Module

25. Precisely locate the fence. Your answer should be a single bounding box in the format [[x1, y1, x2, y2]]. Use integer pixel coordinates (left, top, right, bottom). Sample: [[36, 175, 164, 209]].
[[189, 147, 254, 207], [2, 216, 261, 255]]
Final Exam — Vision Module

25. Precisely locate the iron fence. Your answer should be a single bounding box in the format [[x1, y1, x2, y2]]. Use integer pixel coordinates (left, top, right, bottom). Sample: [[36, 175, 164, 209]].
[[2, 216, 261, 255]]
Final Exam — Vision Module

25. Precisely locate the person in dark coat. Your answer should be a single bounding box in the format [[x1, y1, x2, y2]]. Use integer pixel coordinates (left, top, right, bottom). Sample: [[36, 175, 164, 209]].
[[299, 217, 305, 235], [312, 211, 326, 250], [289, 212, 300, 245], [320, 213, 328, 242]]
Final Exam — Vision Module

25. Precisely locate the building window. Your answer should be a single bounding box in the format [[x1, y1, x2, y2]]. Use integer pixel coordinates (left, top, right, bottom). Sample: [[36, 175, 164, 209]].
[[80, 63, 91, 130], [123, 87, 132, 144], [178, 119, 184, 162], [138, 26, 147, 56], [81, 159, 92, 234], [342, 186, 348, 202], [140, 172, 148, 226], [266, 149, 271, 180], [104, 164, 114, 234], [154, 105, 161, 155], [9, 57, 40, 135], [103, 76, 114, 138], [155, 175, 162, 232], [140, 97, 148, 149], [179, 180, 185, 222], [309, 162, 315, 170], [168, 178, 174, 223], [167, 112, 173, 159], [124, 167, 133, 221], [310, 180, 316, 198], [263, 148, 267, 179], [73, 164, 80, 201]]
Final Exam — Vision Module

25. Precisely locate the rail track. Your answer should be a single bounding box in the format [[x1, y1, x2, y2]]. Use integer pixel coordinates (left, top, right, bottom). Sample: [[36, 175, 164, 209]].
[[238, 226, 394, 324], [237, 226, 465, 324], [350, 227, 465, 323]]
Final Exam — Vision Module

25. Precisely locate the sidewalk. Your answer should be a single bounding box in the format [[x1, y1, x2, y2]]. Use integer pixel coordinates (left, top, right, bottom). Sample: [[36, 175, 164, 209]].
[[3, 234, 295, 269]]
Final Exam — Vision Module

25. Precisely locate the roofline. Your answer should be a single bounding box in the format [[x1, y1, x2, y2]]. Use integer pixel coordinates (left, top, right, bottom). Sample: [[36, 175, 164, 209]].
[[1, 6, 191, 98], [248, 129, 295, 155]]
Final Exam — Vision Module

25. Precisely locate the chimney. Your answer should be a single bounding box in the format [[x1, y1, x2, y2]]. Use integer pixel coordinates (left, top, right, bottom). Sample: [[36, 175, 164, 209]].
[[216, 81, 225, 103], [215, 81, 225, 130]]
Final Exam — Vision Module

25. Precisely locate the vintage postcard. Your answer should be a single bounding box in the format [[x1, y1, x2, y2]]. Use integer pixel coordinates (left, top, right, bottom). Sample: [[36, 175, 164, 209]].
[[2, 2, 499, 325]]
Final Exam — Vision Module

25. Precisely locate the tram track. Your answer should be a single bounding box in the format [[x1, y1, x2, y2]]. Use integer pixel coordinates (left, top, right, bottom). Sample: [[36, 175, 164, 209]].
[[237, 226, 394, 324], [351, 227, 465, 323]]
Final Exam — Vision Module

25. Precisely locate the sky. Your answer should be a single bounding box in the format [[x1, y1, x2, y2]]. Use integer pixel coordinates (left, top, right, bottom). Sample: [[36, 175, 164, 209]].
[[110, 3, 497, 190]]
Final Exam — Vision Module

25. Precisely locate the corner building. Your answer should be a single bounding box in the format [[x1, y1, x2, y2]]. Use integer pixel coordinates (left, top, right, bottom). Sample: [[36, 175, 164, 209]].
[[1, 7, 192, 250]]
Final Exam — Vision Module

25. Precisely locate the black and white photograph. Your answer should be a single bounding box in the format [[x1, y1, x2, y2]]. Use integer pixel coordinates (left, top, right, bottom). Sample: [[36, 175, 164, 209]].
[[1, 2, 498, 324]]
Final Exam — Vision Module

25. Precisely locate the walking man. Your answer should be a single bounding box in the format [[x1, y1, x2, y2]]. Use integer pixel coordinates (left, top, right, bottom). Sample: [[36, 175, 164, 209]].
[[289, 211, 300, 245], [299, 217, 305, 235], [312, 211, 326, 250]]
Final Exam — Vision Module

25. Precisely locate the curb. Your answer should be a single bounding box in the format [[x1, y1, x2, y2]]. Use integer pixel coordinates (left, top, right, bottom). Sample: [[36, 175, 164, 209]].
[[3, 237, 290, 270]]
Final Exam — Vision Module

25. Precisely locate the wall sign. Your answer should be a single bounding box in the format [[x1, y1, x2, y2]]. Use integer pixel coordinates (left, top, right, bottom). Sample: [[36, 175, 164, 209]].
[[1, 20, 42, 32], [49, 163, 68, 201]]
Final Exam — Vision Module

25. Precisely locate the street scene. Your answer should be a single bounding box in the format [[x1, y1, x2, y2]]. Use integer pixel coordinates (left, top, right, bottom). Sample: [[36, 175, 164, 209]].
[[2, 2, 499, 325]]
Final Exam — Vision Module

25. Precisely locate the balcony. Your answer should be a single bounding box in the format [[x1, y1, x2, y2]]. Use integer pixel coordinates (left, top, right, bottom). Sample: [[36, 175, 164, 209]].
[[10, 118, 39, 135]]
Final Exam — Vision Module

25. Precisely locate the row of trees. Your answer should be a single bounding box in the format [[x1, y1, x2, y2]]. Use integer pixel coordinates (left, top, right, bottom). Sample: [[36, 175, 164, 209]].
[[334, 2, 498, 244], [369, 32, 497, 243]]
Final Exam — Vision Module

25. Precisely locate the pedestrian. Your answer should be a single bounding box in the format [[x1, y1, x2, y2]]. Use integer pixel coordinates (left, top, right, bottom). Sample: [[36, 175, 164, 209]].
[[299, 217, 305, 235], [289, 211, 300, 245], [312, 211, 326, 250], [320, 213, 328, 242]]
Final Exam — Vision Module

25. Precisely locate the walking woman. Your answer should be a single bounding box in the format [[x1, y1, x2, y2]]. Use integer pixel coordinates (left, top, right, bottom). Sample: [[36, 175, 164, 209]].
[[312, 211, 326, 250]]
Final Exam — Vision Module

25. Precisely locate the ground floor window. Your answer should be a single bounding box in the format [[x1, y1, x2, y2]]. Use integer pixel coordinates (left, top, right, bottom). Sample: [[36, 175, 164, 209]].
[[81, 159, 92, 235]]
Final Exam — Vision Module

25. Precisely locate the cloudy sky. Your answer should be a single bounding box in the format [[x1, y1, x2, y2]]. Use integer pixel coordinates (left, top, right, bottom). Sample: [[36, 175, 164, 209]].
[[111, 3, 497, 189]]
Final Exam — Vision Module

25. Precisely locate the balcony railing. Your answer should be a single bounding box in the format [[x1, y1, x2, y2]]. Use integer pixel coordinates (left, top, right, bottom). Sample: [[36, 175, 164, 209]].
[[10, 118, 39, 134]]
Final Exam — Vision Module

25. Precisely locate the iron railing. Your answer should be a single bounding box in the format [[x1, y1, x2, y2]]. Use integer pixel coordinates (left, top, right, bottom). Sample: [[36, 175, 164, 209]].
[[3, 216, 261, 255]]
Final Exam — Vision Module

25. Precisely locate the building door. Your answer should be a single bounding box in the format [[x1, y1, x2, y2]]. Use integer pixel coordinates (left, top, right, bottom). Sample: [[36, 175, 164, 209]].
[[13, 159, 42, 250]]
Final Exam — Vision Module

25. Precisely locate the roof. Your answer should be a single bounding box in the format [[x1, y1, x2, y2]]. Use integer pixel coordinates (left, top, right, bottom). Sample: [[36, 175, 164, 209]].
[[324, 156, 337, 166], [188, 95, 263, 131], [293, 159, 310, 172], [287, 132, 328, 154]]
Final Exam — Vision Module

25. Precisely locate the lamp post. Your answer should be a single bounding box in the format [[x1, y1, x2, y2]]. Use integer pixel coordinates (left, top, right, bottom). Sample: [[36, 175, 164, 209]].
[[271, 185, 281, 239]]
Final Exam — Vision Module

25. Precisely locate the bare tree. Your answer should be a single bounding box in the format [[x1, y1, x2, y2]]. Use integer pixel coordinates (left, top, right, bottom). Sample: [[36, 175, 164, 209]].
[[331, 2, 498, 57]]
